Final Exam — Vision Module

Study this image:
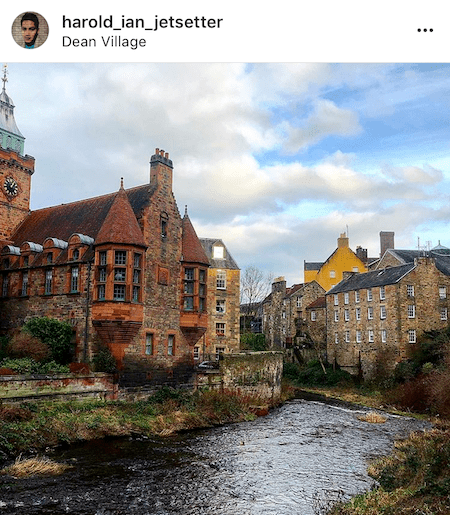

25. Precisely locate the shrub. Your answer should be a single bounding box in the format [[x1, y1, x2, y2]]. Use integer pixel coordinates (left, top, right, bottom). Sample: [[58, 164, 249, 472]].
[[92, 346, 117, 373], [23, 317, 73, 365], [0, 357, 69, 375], [295, 360, 355, 387], [7, 330, 50, 362], [282, 362, 301, 380], [240, 333, 268, 351]]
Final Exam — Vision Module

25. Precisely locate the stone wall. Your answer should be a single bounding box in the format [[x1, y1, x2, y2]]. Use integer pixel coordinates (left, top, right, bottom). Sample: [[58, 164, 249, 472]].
[[0, 372, 117, 404], [219, 351, 283, 401]]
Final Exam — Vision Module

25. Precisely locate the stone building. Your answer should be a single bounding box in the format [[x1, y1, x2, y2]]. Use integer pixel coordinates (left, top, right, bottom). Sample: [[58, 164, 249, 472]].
[[262, 277, 325, 349], [197, 238, 240, 361], [304, 233, 368, 291], [0, 74, 239, 385], [326, 256, 450, 379]]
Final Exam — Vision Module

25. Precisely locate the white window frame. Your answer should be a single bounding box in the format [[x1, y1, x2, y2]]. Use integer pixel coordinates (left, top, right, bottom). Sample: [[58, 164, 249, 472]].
[[380, 286, 386, 300], [408, 304, 416, 319], [344, 309, 350, 322], [356, 307, 361, 321], [439, 286, 447, 299], [368, 306, 374, 320], [335, 332, 339, 344], [334, 310, 339, 322], [380, 305, 386, 320], [367, 288, 373, 301], [381, 329, 387, 343], [408, 329, 416, 344], [216, 299, 226, 313], [356, 330, 362, 343], [441, 308, 448, 321], [368, 329, 374, 343], [345, 330, 350, 343], [334, 294, 339, 306], [344, 292, 349, 305], [216, 270, 226, 290], [407, 284, 414, 297], [311, 310, 316, 321], [355, 290, 360, 303]]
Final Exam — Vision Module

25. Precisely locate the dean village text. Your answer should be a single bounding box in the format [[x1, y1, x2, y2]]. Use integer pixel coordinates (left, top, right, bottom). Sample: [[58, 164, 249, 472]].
[[62, 36, 147, 49]]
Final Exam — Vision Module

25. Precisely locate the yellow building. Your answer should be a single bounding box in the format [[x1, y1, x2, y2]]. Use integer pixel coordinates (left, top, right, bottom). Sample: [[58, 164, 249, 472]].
[[304, 233, 368, 291]]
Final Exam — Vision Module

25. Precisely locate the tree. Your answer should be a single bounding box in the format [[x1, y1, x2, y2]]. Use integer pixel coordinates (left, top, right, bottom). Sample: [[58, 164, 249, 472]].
[[240, 265, 273, 334]]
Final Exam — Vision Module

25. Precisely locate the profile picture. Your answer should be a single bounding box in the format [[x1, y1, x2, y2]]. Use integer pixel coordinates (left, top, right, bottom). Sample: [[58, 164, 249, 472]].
[[11, 12, 49, 49]]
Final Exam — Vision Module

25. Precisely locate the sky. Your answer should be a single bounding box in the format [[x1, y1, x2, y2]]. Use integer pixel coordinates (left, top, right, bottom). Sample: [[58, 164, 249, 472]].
[[5, 63, 450, 285]]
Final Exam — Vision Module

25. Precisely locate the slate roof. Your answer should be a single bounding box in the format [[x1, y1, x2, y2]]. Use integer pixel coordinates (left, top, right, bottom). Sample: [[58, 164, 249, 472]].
[[327, 263, 416, 295], [384, 248, 450, 265], [11, 184, 155, 247], [304, 262, 323, 271], [199, 238, 239, 270]]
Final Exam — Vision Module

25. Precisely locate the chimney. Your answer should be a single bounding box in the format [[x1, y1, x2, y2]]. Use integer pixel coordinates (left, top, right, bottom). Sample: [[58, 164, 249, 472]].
[[380, 231, 395, 257], [337, 232, 349, 248], [356, 246, 368, 262], [150, 147, 173, 189]]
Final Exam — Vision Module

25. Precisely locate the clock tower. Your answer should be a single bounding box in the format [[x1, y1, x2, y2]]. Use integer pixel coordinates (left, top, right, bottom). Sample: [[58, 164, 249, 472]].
[[0, 65, 34, 244]]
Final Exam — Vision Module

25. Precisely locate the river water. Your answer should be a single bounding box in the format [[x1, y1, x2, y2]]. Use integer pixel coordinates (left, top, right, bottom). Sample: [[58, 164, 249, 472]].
[[0, 396, 430, 515]]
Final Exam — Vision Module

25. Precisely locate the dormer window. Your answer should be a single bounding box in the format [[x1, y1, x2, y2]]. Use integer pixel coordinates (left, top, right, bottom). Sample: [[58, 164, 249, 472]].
[[213, 245, 224, 259], [72, 249, 80, 261], [46, 253, 53, 264]]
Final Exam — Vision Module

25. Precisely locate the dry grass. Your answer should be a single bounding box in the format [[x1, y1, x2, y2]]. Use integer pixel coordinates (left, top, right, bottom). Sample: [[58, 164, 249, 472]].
[[357, 411, 387, 424], [1, 455, 72, 478]]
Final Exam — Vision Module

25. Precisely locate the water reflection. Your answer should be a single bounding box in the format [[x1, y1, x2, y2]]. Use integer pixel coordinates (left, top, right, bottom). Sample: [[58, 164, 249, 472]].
[[0, 398, 429, 515]]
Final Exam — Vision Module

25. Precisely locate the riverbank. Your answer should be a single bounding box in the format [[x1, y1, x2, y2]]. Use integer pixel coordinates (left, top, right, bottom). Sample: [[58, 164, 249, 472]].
[[0, 386, 294, 462], [297, 385, 450, 515]]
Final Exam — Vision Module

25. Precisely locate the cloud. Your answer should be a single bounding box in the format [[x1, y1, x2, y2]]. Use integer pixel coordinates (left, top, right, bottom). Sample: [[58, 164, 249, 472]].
[[282, 100, 362, 153]]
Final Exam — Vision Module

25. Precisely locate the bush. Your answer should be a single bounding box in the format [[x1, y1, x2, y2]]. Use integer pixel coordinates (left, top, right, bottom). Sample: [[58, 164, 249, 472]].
[[0, 357, 69, 375], [92, 346, 117, 373], [23, 317, 74, 365], [283, 362, 301, 380], [291, 359, 355, 387], [240, 333, 268, 351], [7, 330, 50, 362]]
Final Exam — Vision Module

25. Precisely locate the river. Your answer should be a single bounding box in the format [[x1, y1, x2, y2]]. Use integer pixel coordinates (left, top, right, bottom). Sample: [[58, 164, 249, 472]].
[[0, 396, 430, 515]]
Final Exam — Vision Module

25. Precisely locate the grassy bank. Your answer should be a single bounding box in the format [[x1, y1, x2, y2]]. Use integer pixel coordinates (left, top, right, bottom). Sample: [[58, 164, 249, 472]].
[[0, 387, 292, 461]]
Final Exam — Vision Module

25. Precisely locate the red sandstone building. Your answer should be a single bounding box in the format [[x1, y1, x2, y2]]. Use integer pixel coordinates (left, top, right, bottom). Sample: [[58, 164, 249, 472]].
[[0, 72, 239, 385]]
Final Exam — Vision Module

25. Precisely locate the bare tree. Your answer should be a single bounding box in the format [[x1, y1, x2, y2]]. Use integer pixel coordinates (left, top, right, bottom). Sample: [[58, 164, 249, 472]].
[[240, 265, 273, 333]]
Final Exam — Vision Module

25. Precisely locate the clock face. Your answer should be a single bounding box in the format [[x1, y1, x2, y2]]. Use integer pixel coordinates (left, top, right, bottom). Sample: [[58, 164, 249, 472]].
[[4, 177, 18, 197]]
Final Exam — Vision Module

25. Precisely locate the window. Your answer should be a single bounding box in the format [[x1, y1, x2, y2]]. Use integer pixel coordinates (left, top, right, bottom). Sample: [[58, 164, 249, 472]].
[[311, 310, 316, 321], [345, 331, 350, 343], [297, 296, 302, 308], [183, 267, 195, 310], [439, 286, 447, 299], [356, 307, 361, 321], [368, 330, 374, 343], [334, 310, 339, 322], [380, 286, 386, 300], [381, 329, 387, 343], [21, 272, 28, 296], [45, 270, 53, 295], [344, 309, 349, 322], [368, 307, 374, 320], [367, 288, 373, 301], [380, 305, 386, 319], [441, 308, 448, 321], [114, 268, 126, 282], [216, 270, 226, 289], [408, 305, 415, 319], [134, 253, 141, 268], [344, 292, 349, 305], [334, 294, 339, 306], [113, 284, 125, 301], [352, 267, 359, 272], [335, 332, 339, 344], [213, 245, 225, 259], [408, 329, 416, 344], [199, 269, 206, 312], [216, 322, 225, 336], [98, 284, 106, 300], [356, 330, 362, 343], [46, 253, 53, 264], [183, 296, 194, 311], [282, 311, 286, 319], [168, 334, 175, 356], [160, 213, 168, 239], [99, 267, 107, 282], [194, 346, 199, 360], [71, 267, 79, 292], [145, 333, 153, 355], [99, 251, 107, 266], [215, 347, 225, 360], [114, 250, 127, 265], [330, 270, 336, 278], [132, 286, 140, 302], [72, 249, 80, 261], [216, 299, 226, 313], [355, 290, 360, 303], [407, 284, 414, 297]]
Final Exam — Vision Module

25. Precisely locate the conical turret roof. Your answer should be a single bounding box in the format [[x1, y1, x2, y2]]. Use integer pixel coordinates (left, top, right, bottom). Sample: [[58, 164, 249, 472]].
[[182, 208, 209, 265], [95, 182, 146, 248]]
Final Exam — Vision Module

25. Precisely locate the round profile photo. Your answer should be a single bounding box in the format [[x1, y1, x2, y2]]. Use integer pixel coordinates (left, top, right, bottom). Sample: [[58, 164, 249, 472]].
[[12, 12, 49, 49]]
